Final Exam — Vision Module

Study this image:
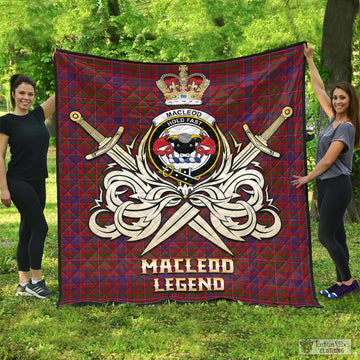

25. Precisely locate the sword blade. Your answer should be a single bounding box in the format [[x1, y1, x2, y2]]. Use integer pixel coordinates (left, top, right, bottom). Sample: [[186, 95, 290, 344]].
[[141, 202, 199, 255], [234, 144, 260, 170], [107, 145, 137, 171], [141, 202, 233, 256], [188, 215, 233, 255]]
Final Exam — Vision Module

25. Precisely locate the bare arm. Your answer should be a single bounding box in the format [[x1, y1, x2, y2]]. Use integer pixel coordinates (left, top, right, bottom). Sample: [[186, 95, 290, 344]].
[[304, 44, 334, 118], [0, 133, 11, 207], [292, 140, 346, 188], [40, 94, 56, 120]]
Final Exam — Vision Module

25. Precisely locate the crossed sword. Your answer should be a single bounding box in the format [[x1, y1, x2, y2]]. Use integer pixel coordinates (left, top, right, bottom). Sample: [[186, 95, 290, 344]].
[[69, 106, 293, 255]]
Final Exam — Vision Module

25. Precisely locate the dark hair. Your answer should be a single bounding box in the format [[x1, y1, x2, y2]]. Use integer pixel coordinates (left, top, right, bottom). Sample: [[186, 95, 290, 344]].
[[10, 74, 36, 108], [330, 82, 360, 148]]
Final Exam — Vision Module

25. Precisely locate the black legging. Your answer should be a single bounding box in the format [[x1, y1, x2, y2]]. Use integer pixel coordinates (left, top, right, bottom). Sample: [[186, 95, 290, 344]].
[[7, 178, 48, 271], [316, 175, 352, 282]]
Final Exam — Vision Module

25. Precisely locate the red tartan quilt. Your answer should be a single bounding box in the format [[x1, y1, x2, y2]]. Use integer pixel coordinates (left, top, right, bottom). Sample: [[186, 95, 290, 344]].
[[55, 43, 320, 307]]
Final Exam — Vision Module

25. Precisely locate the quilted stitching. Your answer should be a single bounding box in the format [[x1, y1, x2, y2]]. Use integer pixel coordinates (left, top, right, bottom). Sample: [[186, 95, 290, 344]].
[[55, 44, 320, 307]]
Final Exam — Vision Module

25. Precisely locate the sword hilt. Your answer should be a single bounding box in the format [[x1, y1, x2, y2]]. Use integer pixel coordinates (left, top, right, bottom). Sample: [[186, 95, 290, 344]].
[[85, 127, 124, 160], [261, 106, 293, 141], [69, 111, 105, 143], [242, 106, 293, 158], [69, 111, 137, 170], [243, 124, 281, 158]]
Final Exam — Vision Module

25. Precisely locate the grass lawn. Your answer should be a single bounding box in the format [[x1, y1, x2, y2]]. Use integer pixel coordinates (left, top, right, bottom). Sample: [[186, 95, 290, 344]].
[[0, 145, 359, 360]]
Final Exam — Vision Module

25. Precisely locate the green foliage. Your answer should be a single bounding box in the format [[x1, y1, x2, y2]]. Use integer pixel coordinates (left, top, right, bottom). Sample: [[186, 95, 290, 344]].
[[0, 245, 17, 274], [237, 0, 327, 55], [0, 0, 327, 90], [353, 23, 360, 90], [305, 136, 317, 191], [0, 1, 358, 201], [1, 7, 360, 359], [0, 0, 56, 104], [49, 136, 57, 147]]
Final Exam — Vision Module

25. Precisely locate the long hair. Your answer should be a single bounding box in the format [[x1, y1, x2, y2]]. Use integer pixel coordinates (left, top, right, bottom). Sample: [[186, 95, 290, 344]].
[[330, 82, 360, 148], [10, 74, 36, 108]]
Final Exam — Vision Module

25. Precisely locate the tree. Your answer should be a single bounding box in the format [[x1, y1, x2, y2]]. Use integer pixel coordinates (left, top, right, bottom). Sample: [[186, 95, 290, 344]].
[[0, 1, 56, 104], [0, 0, 330, 132], [0, 0, 327, 70], [237, 0, 327, 54]]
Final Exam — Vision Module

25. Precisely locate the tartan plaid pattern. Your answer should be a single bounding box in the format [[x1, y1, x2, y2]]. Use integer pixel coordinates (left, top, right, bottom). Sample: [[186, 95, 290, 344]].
[[55, 43, 320, 307]]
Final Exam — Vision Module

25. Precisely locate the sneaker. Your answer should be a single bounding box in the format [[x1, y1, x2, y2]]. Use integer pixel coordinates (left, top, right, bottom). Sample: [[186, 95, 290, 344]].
[[319, 283, 340, 297], [16, 284, 33, 297], [328, 280, 359, 299], [25, 279, 54, 299]]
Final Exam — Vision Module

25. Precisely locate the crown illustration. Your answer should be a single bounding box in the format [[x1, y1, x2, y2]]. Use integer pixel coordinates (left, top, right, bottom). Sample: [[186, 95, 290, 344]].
[[156, 65, 210, 105]]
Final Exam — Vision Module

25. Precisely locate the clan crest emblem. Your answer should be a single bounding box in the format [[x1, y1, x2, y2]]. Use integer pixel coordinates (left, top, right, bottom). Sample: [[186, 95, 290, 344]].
[[69, 64, 292, 255], [148, 109, 220, 191]]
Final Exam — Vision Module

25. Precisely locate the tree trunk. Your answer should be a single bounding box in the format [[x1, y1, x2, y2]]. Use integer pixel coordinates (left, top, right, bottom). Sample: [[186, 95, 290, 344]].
[[319, 0, 357, 124], [309, 186, 319, 221], [321, 0, 357, 90], [45, 113, 56, 138], [312, 0, 359, 221], [107, 0, 121, 44]]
